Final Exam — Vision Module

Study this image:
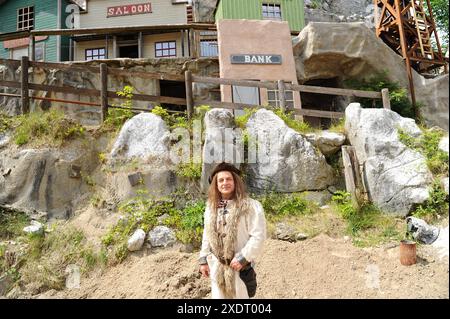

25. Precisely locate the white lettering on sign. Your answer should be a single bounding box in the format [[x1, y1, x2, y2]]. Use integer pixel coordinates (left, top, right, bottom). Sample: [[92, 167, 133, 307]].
[[231, 54, 282, 64], [107, 3, 152, 17]]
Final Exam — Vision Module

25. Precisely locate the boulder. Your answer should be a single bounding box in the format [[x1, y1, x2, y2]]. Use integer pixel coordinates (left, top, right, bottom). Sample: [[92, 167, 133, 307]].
[[246, 109, 335, 192], [0, 145, 98, 219], [345, 103, 433, 216], [0, 133, 10, 149], [200, 108, 243, 192], [110, 113, 170, 161], [305, 131, 346, 156], [193, 0, 218, 23], [274, 223, 308, 242], [23, 220, 44, 235], [127, 229, 146, 252], [147, 226, 177, 248], [293, 22, 449, 131]]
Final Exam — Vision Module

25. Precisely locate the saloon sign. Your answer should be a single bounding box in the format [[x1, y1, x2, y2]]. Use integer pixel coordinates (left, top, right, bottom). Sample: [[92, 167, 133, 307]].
[[107, 3, 152, 17], [230, 54, 282, 65]]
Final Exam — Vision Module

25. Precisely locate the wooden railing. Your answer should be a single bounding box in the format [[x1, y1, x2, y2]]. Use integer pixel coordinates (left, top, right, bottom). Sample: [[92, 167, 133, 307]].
[[0, 57, 391, 123], [0, 57, 186, 122], [185, 71, 391, 120]]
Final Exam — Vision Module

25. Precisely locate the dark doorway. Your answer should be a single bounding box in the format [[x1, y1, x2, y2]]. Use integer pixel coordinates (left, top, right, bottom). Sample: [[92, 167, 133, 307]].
[[301, 77, 346, 129], [119, 45, 139, 58], [160, 80, 186, 111]]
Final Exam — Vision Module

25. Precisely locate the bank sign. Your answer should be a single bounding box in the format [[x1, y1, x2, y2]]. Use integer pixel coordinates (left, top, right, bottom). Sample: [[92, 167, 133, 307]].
[[230, 54, 282, 65], [107, 3, 152, 17]]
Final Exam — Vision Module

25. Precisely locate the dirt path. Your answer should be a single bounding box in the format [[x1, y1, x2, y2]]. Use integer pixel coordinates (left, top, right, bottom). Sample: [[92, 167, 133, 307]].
[[39, 235, 449, 299]]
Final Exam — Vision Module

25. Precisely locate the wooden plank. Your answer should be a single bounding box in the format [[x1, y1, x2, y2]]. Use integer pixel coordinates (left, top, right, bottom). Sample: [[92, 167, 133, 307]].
[[21, 56, 30, 114], [286, 83, 382, 99], [0, 93, 20, 98], [108, 68, 184, 81], [185, 70, 194, 119], [381, 88, 391, 109], [342, 146, 359, 209], [107, 92, 186, 105], [192, 75, 277, 90], [30, 96, 101, 107], [28, 83, 100, 96], [100, 63, 108, 122], [293, 108, 344, 119], [194, 100, 261, 110], [0, 80, 21, 89], [29, 61, 100, 73], [30, 23, 217, 37], [30, 36, 35, 62], [278, 80, 286, 112], [0, 58, 21, 67]]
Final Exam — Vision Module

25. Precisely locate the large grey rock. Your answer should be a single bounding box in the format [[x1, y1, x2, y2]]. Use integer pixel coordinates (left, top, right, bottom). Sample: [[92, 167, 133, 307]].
[[246, 109, 335, 192], [0, 145, 98, 219], [0, 133, 10, 149], [110, 113, 170, 161], [305, 131, 346, 156], [345, 103, 433, 216], [193, 0, 218, 23], [294, 22, 449, 131], [200, 108, 243, 192], [147, 226, 177, 248], [127, 229, 146, 252]]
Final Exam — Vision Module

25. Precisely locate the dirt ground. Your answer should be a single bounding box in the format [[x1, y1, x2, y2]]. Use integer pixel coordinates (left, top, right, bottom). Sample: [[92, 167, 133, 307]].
[[38, 234, 449, 299]]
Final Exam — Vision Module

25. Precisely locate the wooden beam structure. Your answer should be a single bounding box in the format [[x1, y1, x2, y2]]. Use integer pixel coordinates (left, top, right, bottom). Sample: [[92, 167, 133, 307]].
[[374, 0, 448, 117]]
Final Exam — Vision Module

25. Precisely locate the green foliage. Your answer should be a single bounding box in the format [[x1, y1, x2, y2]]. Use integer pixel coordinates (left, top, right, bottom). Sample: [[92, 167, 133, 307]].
[[428, 0, 448, 50], [412, 181, 449, 222], [102, 86, 135, 131], [273, 107, 313, 134], [19, 224, 103, 291], [175, 162, 202, 180], [0, 114, 13, 134], [164, 200, 206, 246], [344, 72, 416, 119], [101, 192, 175, 263], [331, 191, 403, 246], [328, 118, 346, 134], [0, 210, 30, 240], [235, 108, 258, 129], [256, 192, 314, 222], [13, 110, 85, 146], [398, 127, 449, 176]]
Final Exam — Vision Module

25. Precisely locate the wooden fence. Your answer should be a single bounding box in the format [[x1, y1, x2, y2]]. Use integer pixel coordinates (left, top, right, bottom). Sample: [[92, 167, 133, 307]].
[[0, 56, 186, 122], [185, 71, 391, 120], [0, 57, 391, 122]]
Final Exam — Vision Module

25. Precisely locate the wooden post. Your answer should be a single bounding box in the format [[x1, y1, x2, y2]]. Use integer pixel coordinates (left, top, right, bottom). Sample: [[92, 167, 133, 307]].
[[100, 63, 108, 122], [381, 88, 391, 110], [185, 70, 193, 120], [29, 36, 35, 62], [138, 32, 143, 58], [342, 145, 362, 209], [277, 80, 286, 112], [21, 56, 29, 114]]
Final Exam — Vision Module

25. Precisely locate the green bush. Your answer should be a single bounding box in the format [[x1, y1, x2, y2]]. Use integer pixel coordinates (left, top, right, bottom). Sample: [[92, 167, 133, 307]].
[[102, 86, 134, 131], [175, 162, 202, 180], [165, 200, 205, 246], [412, 181, 449, 222], [0, 209, 30, 240], [256, 192, 314, 221], [398, 127, 449, 176], [344, 71, 416, 119], [13, 110, 85, 146]]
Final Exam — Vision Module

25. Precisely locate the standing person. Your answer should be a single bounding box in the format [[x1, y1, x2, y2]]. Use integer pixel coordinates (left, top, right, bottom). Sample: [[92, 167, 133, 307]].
[[198, 162, 267, 299]]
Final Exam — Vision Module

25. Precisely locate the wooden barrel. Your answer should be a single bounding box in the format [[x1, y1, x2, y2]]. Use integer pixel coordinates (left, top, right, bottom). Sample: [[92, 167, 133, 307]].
[[400, 240, 417, 266]]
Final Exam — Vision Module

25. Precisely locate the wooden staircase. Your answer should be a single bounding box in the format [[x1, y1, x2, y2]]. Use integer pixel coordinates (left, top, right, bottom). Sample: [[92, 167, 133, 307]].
[[411, 0, 434, 59]]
